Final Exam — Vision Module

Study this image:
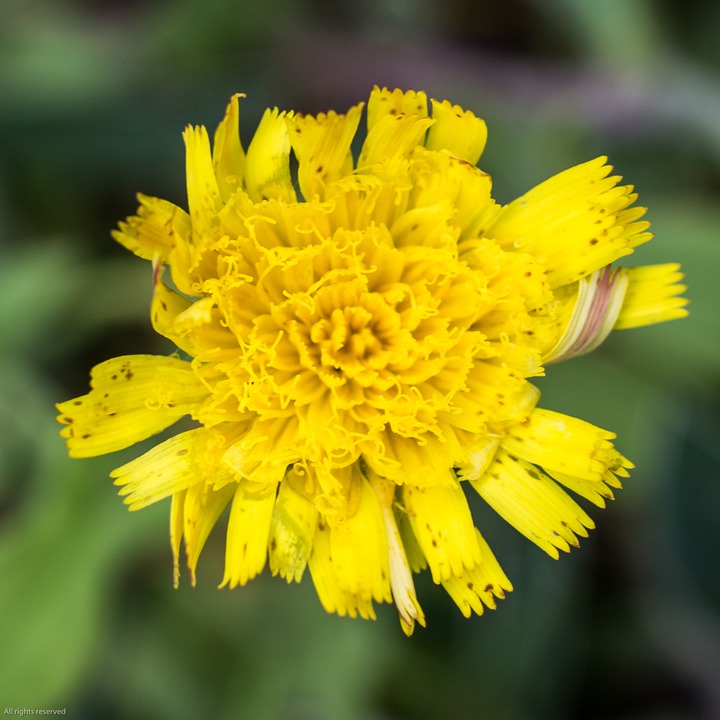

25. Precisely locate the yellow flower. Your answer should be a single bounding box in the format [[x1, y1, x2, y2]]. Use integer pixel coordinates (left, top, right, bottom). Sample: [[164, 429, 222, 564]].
[[57, 87, 688, 634]]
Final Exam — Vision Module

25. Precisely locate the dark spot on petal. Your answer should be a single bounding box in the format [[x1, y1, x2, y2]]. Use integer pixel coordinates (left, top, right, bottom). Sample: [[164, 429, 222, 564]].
[[177, 449, 188, 456]]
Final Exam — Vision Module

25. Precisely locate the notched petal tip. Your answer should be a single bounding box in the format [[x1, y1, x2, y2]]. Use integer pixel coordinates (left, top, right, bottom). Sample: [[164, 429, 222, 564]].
[[426, 97, 488, 164], [213, 93, 247, 202], [367, 86, 429, 130], [614, 263, 690, 330]]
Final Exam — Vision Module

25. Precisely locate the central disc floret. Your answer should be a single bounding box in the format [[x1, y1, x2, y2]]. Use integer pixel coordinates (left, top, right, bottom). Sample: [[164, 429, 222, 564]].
[[216, 221, 525, 473], [307, 289, 401, 384], [248, 228, 480, 400]]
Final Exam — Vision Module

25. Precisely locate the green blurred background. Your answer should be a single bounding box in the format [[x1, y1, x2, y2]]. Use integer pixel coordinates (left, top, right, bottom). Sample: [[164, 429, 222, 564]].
[[1, 0, 719, 718]]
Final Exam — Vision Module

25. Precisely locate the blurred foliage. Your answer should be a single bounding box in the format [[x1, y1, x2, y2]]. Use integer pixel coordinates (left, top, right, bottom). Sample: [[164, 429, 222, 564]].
[[1, 0, 719, 718]]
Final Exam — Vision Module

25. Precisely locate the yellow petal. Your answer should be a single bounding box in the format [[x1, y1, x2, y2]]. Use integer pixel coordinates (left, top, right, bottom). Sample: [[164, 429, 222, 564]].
[[56, 355, 207, 457], [170, 489, 187, 588], [403, 480, 481, 583], [152, 280, 238, 364], [151, 276, 194, 352], [395, 502, 427, 574], [111, 427, 231, 510], [307, 520, 353, 616], [183, 124, 223, 238], [308, 515, 389, 620], [359, 89, 433, 171], [287, 103, 363, 201], [442, 528, 512, 617], [462, 361, 541, 433], [307, 465, 393, 620], [112, 194, 191, 261], [366, 86, 428, 131], [501, 408, 626, 482], [363, 432, 457, 486], [182, 482, 235, 585], [244, 107, 297, 203], [456, 436, 500, 481], [369, 472, 426, 635], [425, 98, 487, 164], [220, 481, 277, 588], [388, 202, 457, 250], [222, 416, 300, 485], [471, 449, 595, 559], [212, 93, 246, 202], [487, 157, 652, 287], [268, 466, 319, 582], [545, 469, 618, 508], [325, 474, 392, 607], [409, 148, 498, 240], [614, 263, 689, 329]]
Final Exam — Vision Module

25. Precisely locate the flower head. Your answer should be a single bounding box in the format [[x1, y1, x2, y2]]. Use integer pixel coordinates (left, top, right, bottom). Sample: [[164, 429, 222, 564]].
[[57, 87, 687, 634]]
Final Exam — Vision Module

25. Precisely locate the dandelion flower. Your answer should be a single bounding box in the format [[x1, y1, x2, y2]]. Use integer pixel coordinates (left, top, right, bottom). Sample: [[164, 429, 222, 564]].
[[57, 87, 688, 634]]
